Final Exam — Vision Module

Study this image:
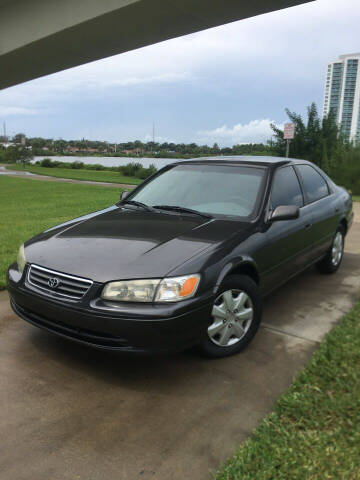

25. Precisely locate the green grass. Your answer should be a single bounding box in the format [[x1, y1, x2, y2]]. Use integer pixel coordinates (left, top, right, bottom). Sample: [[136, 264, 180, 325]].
[[353, 196, 360, 203], [0, 176, 122, 289], [216, 302, 360, 480], [6, 164, 142, 185]]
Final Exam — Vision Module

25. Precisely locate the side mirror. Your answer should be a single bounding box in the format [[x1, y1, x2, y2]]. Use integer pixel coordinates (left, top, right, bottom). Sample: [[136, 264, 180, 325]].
[[270, 205, 300, 222], [120, 190, 130, 200]]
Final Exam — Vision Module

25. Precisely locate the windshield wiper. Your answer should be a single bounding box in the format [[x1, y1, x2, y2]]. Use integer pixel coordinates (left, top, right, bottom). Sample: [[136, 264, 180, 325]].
[[120, 200, 157, 213], [153, 205, 212, 219]]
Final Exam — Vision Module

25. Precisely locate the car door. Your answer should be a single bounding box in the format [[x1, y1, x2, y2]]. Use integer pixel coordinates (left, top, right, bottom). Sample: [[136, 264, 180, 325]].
[[295, 164, 339, 261], [260, 165, 314, 292]]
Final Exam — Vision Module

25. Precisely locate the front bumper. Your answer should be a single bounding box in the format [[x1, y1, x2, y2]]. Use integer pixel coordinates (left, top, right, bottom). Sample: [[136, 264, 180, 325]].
[[8, 265, 213, 354]]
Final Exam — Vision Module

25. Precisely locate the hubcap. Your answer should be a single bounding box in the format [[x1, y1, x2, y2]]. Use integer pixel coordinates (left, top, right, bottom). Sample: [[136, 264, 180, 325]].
[[331, 232, 343, 266], [208, 289, 254, 347]]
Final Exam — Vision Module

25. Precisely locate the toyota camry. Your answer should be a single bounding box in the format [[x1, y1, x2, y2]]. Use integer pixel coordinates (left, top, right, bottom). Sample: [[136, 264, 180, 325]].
[[8, 157, 353, 358]]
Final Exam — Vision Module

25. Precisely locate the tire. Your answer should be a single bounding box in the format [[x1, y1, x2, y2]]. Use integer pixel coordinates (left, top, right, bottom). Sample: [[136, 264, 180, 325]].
[[198, 274, 262, 358], [316, 226, 345, 274]]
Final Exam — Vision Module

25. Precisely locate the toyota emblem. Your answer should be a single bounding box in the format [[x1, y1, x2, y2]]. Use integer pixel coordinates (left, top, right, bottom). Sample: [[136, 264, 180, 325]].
[[48, 277, 60, 288]]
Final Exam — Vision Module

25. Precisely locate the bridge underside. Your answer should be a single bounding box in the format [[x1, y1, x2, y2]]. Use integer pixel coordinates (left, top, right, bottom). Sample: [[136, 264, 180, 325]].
[[0, 0, 312, 90]]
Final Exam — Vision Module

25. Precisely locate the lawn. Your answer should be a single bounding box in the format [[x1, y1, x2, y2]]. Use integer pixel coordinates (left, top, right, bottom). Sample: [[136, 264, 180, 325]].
[[353, 196, 360, 203], [0, 176, 121, 289], [216, 301, 360, 480], [6, 164, 142, 185]]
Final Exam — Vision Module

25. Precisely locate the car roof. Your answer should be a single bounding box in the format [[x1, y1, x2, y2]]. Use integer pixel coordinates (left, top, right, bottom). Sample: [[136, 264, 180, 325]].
[[173, 155, 312, 168]]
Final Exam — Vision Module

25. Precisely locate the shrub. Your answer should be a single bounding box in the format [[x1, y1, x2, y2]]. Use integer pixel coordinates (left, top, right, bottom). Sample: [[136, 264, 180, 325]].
[[71, 161, 84, 169], [40, 158, 55, 167], [90, 164, 106, 171], [137, 166, 156, 179], [35, 158, 158, 180], [327, 156, 360, 194], [122, 162, 143, 177], [137, 168, 150, 179], [148, 164, 157, 176]]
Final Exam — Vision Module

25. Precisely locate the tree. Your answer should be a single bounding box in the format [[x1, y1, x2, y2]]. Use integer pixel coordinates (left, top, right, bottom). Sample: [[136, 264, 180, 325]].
[[212, 143, 220, 153], [4, 146, 33, 164], [270, 102, 343, 167], [27, 137, 47, 149], [12, 133, 26, 144]]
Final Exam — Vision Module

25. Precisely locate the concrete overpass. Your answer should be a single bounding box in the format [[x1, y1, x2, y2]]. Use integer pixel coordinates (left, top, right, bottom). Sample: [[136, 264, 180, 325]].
[[0, 0, 312, 90]]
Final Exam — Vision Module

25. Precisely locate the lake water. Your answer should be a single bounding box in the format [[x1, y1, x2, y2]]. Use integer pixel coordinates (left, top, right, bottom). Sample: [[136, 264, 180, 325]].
[[33, 156, 178, 169]]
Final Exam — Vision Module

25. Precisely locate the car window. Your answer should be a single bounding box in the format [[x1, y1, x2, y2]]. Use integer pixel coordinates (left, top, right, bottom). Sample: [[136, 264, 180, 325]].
[[270, 166, 303, 209], [296, 165, 329, 203], [129, 164, 266, 218]]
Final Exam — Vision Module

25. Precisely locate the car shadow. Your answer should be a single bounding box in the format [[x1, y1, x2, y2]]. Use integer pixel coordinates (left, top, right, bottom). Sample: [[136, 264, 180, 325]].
[[27, 324, 217, 394]]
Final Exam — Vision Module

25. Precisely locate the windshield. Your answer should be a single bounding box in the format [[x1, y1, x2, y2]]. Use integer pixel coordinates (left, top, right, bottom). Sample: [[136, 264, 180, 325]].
[[129, 164, 266, 218]]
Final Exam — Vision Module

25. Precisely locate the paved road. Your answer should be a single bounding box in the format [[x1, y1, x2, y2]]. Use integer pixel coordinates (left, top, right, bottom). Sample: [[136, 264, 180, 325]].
[[1, 204, 359, 480], [0, 166, 136, 189]]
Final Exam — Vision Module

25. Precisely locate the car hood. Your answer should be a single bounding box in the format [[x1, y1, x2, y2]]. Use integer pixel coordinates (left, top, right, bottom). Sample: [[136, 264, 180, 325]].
[[25, 206, 251, 283]]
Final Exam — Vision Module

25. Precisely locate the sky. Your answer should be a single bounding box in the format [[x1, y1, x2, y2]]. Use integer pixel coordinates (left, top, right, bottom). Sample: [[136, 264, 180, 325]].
[[0, 0, 359, 147]]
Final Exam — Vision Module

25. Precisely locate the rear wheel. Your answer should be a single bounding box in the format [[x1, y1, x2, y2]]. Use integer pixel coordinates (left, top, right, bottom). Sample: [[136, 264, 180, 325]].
[[316, 226, 344, 274], [198, 274, 262, 358]]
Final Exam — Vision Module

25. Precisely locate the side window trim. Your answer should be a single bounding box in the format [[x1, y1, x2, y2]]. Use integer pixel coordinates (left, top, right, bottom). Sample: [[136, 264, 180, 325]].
[[293, 165, 307, 207], [290, 165, 305, 207], [269, 165, 305, 211], [295, 164, 330, 206]]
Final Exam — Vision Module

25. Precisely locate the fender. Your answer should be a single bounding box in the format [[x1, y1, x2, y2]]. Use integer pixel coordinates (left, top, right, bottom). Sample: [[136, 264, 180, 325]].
[[214, 256, 259, 295]]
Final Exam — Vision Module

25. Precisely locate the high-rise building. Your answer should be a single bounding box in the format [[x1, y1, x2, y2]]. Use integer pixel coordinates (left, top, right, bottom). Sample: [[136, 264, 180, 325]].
[[323, 53, 360, 144]]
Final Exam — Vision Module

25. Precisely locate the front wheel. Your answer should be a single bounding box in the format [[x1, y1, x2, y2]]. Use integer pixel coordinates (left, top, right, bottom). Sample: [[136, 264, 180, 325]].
[[198, 274, 262, 358], [316, 226, 344, 274]]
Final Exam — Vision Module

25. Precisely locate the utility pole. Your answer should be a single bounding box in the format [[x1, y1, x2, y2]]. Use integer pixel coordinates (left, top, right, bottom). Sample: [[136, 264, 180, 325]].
[[3, 121, 7, 141], [150, 122, 155, 153]]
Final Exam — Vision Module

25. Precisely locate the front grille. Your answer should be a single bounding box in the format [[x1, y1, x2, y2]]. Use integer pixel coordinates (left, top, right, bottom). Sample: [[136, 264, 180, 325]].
[[27, 264, 93, 300]]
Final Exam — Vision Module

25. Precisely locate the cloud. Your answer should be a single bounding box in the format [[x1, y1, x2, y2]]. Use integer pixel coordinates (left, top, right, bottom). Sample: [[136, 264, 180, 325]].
[[26, 70, 194, 93], [197, 119, 282, 146], [0, 0, 359, 143], [0, 106, 37, 115], [84, 72, 193, 89]]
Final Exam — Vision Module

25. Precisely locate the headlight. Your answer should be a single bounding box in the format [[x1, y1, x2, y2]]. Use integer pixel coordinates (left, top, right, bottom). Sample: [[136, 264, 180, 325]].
[[17, 244, 26, 274], [101, 274, 200, 303], [102, 279, 159, 302]]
